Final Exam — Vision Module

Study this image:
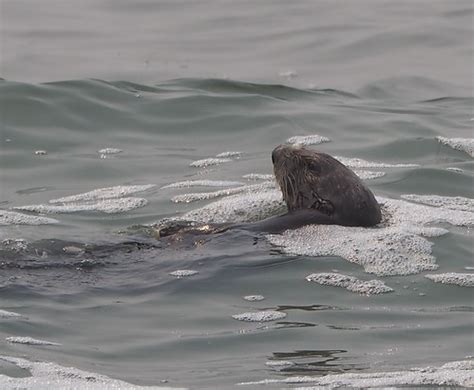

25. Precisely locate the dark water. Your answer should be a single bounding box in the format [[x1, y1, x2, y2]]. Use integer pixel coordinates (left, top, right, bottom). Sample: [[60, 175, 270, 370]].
[[0, 1, 473, 388]]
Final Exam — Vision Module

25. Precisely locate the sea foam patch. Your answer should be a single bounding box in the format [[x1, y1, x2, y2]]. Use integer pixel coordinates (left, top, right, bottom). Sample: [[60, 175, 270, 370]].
[[232, 310, 286, 322], [436, 136, 474, 157], [6, 337, 61, 346], [15, 197, 148, 214], [0, 210, 58, 226], [239, 359, 474, 388], [49, 185, 155, 204], [425, 273, 474, 287], [243, 295, 265, 302], [98, 147, 123, 155], [14, 185, 155, 215], [162, 180, 244, 189], [401, 194, 474, 212], [190, 158, 232, 167], [354, 170, 386, 180], [335, 156, 418, 168], [286, 135, 330, 146], [169, 270, 199, 278], [446, 167, 464, 173], [181, 189, 285, 223], [267, 196, 473, 276], [242, 173, 274, 181], [0, 355, 184, 389], [306, 273, 393, 295], [215, 151, 242, 158], [171, 182, 275, 203], [0, 310, 22, 319]]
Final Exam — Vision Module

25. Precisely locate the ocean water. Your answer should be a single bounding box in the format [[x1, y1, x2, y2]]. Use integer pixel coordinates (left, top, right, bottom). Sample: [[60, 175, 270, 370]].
[[0, 0, 473, 389]]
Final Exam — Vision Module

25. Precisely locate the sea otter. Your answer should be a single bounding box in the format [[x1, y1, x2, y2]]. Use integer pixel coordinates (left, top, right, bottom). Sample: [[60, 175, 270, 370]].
[[156, 144, 382, 237]]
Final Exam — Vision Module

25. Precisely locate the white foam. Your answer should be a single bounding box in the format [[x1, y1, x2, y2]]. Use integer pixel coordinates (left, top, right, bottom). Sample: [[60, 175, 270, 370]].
[[306, 273, 393, 295], [425, 273, 474, 287], [162, 180, 244, 189], [436, 136, 474, 157], [243, 295, 265, 302], [169, 270, 199, 277], [182, 189, 285, 224], [215, 151, 242, 158], [1, 238, 28, 252], [15, 197, 148, 214], [189, 158, 232, 168], [171, 182, 275, 203], [239, 359, 474, 388], [267, 197, 473, 276], [242, 173, 274, 181], [265, 360, 296, 369], [286, 135, 330, 146], [6, 337, 61, 346], [446, 167, 464, 173], [98, 148, 123, 154], [0, 355, 184, 389], [354, 170, 386, 180], [0, 310, 22, 319], [232, 310, 286, 322], [401, 194, 474, 212], [50, 185, 155, 204], [335, 156, 418, 168], [0, 210, 58, 226], [279, 70, 298, 79], [34, 150, 47, 155], [62, 246, 85, 255]]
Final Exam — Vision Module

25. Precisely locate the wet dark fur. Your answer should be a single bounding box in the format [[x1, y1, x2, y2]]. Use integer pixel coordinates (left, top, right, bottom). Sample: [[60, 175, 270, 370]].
[[271, 144, 382, 227]]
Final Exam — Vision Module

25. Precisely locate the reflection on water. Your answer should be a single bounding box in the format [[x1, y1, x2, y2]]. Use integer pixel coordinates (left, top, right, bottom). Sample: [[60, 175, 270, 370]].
[[269, 349, 367, 375]]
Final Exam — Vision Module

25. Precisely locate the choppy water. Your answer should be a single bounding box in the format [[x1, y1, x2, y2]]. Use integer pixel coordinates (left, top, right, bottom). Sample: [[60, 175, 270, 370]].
[[1, 1, 473, 389]]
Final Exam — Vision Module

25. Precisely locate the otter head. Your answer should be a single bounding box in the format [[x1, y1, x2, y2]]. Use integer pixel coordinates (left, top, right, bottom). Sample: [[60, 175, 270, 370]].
[[271, 144, 335, 215]]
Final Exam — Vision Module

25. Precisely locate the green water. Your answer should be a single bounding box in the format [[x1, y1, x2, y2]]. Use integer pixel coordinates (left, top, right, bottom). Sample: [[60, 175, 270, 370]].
[[0, 1, 473, 388]]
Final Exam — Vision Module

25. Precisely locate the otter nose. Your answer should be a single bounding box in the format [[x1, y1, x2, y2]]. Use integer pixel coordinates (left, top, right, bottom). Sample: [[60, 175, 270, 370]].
[[272, 144, 285, 165]]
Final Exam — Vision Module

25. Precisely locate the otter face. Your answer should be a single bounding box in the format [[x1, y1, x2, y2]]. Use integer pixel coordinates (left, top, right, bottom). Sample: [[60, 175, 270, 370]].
[[271, 144, 334, 214]]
